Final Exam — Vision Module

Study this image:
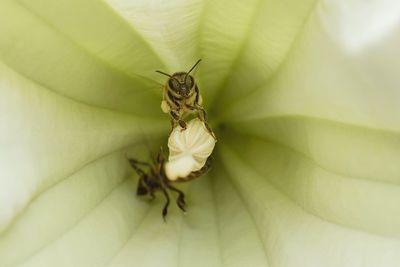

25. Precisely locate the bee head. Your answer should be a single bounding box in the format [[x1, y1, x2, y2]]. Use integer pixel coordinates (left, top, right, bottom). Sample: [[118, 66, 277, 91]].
[[168, 73, 194, 98], [156, 59, 202, 98]]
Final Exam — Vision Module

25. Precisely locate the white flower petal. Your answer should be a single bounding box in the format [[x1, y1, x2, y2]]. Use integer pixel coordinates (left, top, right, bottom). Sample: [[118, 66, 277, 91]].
[[165, 155, 197, 181], [168, 118, 216, 177]]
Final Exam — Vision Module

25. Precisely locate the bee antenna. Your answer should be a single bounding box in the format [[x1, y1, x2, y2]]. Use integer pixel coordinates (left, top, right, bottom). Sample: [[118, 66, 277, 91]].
[[156, 70, 182, 85], [185, 59, 201, 81], [155, 70, 172, 78]]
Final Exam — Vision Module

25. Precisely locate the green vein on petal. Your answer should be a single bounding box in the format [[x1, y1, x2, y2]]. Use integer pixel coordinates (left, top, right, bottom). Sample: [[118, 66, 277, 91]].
[[0, 151, 137, 266], [106, 175, 270, 267], [173, 178, 221, 267], [135, 180, 216, 267], [224, 115, 400, 184], [198, 0, 262, 102], [211, 168, 270, 267], [0, 62, 166, 234], [17, 179, 149, 267], [222, 130, 400, 238], [18, 0, 168, 77], [0, 0, 162, 115], [220, 1, 400, 132], [206, 0, 317, 109], [104, 0, 204, 74], [218, 144, 400, 267], [2, 0, 400, 266], [107, 178, 221, 267]]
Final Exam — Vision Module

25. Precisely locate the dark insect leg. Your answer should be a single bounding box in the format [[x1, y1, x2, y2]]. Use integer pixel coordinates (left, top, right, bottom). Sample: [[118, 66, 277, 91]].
[[170, 110, 186, 130], [192, 156, 212, 177], [136, 178, 148, 196], [194, 85, 200, 103], [157, 147, 166, 163], [128, 158, 151, 166], [186, 105, 216, 139], [178, 120, 187, 130], [128, 159, 149, 177], [161, 187, 170, 221], [165, 183, 186, 213], [128, 159, 150, 196], [197, 107, 216, 140], [176, 156, 213, 182]]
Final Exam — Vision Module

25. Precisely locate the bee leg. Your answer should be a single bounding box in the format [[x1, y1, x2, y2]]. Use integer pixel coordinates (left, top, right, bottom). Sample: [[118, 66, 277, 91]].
[[170, 110, 186, 131], [187, 105, 216, 140], [197, 107, 216, 139], [179, 156, 213, 182], [165, 184, 186, 213], [178, 120, 187, 130], [203, 122, 216, 140], [129, 159, 151, 179], [129, 161, 150, 196], [128, 158, 151, 167], [161, 187, 170, 221], [136, 177, 148, 196]]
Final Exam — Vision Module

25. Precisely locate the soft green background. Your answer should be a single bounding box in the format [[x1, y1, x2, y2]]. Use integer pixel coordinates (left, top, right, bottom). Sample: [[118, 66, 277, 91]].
[[1, 0, 400, 266]]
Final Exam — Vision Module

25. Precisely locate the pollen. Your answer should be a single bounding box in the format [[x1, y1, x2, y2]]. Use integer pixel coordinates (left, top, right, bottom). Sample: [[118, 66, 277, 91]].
[[165, 118, 216, 180]]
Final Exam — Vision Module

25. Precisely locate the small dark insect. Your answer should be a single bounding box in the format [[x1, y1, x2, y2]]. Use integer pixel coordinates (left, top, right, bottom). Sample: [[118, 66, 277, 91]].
[[156, 59, 216, 140], [128, 148, 212, 220]]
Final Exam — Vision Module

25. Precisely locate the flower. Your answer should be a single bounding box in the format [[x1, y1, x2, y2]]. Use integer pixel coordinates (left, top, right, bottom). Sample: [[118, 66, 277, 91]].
[[1, 0, 400, 266], [166, 118, 216, 181]]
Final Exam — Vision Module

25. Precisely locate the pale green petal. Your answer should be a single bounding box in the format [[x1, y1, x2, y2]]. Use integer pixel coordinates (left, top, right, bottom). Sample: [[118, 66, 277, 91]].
[[227, 116, 400, 184], [0, 62, 165, 232], [219, 139, 400, 266], [18, 0, 168, 74], [221, 0, 400, 131], [0, 0, 163, 115], [203, 0, 316, 105], [104, 0, 204, 72], [1, 0, 400, 266]]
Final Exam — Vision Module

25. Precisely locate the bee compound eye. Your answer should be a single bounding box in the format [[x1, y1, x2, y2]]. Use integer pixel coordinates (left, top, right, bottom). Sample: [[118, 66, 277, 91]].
[[168, 79, 174, 89], [169, 78, 180, 91], [186, 76, 193, 87]]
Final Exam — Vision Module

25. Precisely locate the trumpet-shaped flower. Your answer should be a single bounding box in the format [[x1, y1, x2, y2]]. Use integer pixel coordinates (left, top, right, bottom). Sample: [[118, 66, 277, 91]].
[[1, 0, 400, 266]]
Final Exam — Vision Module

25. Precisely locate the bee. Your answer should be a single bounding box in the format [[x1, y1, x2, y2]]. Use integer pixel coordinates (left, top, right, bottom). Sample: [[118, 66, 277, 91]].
[[156, 59, 217, 139], [128, 148, 212, 220]]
